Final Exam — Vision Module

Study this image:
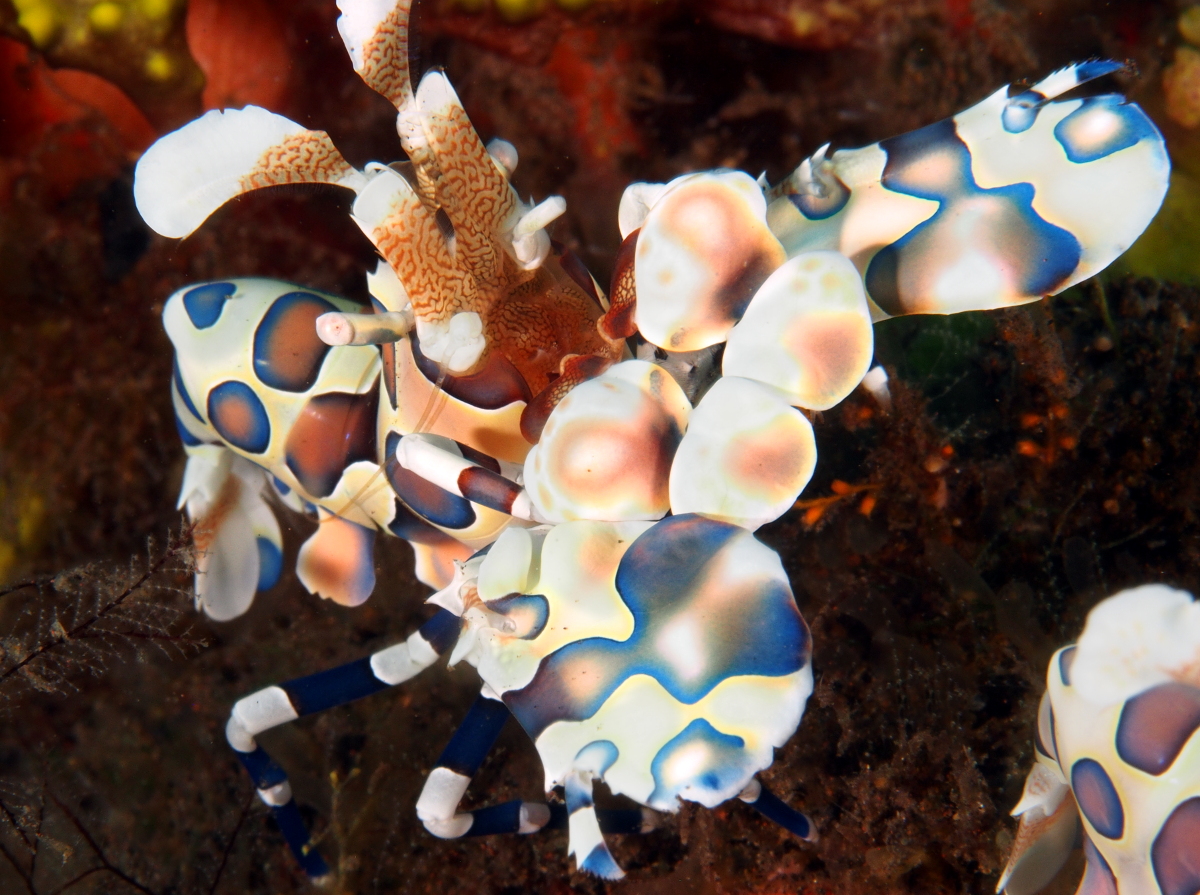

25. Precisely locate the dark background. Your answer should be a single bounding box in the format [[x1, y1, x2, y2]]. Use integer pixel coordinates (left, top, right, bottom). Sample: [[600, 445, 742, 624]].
[[1, 0, 1198, 891]]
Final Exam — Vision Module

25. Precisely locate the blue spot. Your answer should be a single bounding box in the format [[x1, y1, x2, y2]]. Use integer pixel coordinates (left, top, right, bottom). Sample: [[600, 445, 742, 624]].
[[504, 515, 810, 739], [486, 593, 550, 640], [575, 740, 619, 775], [1072, 758, 1124, 840], [1001, 90, 1044, 134], [579, 844, 623, 879], [786, 168, 850, 221], [252, 292, 338, 392], [864, 118, 1080, 315], [388, 500, 472, 551], [173, 358, 205, 423], [383, 432, 476, 530], [256, 537, 282, 591], [1055, 95, 1161, 164], [208, 380, 271, 454], [174, 409, 204, 446], [647, 719, 754, 809], [272, 476, 291, 496], [182, 282, 235, 329]]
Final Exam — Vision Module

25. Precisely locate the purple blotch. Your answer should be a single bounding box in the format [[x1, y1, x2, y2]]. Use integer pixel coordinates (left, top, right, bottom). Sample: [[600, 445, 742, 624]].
[[1072, 758, 1124, 840], [1116, 682, 1200, 776]]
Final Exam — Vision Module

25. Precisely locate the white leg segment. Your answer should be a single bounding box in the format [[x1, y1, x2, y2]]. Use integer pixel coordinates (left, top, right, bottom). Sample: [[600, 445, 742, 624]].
[[226, 685, 300, 753], [416, 767, 474, 839], [369, 629, 440, 685]]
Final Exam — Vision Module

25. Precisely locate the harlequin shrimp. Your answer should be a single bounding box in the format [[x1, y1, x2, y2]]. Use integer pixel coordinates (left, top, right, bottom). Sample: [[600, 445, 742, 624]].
[[225, 515, 816, 880], [132, 0, 1174, 881], [136, 0, 624, 619], [998, 586, 1200, 895]]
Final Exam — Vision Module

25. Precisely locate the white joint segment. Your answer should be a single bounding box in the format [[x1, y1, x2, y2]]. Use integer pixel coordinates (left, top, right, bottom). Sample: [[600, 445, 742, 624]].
[[416, 767, 473, 838], [514, 195, 566, 240], [422, 813, 474, 839], [316, 310, 413, 346], [230, 686, 299, 750], [486, 138, 518, 177], [510, 489, 542, 523], [519, 802, 551, 834], [396, 434, 475, 497], [225, 716, 255, 753], [738, 778, 763, 803], [408, 628, 442, 665], [369, 637, 429, 686], [257, 780, 293, 807]]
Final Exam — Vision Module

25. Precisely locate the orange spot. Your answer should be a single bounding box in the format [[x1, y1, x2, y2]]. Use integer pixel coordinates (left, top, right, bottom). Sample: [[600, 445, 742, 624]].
[[1019, 413, 1043, 429], [303, 516, 370, 606], [783, 310, 872, 403], [729, 426, 807, 492], [1016, 440, 1041, 457], [940, 444, 955, 457], [830, 479, 852, 496], [859, 494, 876, 517], [803, 505, 826, 526], [1059, 435, 1078, 450]]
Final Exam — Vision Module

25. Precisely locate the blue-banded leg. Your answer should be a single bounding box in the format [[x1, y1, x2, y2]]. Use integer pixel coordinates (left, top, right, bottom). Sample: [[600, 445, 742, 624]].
[[224, 608, 462, 878], [738, 778, 818, 843]]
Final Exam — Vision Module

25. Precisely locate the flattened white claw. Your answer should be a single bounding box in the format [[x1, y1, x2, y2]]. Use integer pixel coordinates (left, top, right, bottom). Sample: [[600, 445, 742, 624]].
[[634, 171, 785, 351], [668, 377, 817, 531], [524, 360, 691, 523], [723, 251, 874, 411], [134, 106, 366, 239]]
